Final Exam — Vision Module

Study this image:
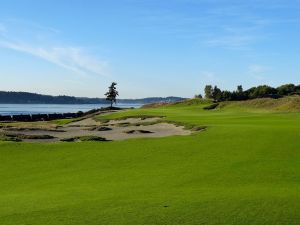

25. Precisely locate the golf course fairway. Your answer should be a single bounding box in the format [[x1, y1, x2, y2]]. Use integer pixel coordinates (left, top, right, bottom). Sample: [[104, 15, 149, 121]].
[[1, 99, 299, 225]]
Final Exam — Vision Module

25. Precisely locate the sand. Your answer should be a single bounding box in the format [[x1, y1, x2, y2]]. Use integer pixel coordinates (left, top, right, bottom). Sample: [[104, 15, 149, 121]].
[[0, 116, 191, 142]]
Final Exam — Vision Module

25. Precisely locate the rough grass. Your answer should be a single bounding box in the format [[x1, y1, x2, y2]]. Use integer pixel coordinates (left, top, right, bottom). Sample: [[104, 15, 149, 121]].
[[96, 114, 204, 131], [164, 120, 207, 131], [61, 135, 108, 142], [0, 121, 56, 129], [0, 133, 55, 142], [171, 98, 212, 106], [203, 103, 219, 110], [53, 117, 83, 125], [111, 115, 164, 120], [0, 100, 300, 224], [219, 95, 300, 112], [6, 133, 54, 140], [0, 117, 79, 129], [141, 98, 212, 109], [112, 120, 164, 127], [96, 114, 164, 123], [0, 133, 22, 142], [96, 114, 166, 127]]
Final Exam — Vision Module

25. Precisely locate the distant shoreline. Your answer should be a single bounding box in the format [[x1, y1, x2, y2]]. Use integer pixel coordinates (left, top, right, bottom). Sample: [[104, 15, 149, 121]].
[[0, 91, 185, 104]]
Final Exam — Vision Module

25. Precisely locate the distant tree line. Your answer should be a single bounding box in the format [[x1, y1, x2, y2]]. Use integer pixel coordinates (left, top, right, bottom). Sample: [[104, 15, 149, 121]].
[[199, 84, 300, 102], [0, 91, 185, 104], [0, 91, 85, 104]]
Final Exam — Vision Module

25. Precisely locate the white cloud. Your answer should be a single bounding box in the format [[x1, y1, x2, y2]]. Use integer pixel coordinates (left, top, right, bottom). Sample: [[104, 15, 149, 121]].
[[139, 2, 299, 51], [0, 20, 109, 76]]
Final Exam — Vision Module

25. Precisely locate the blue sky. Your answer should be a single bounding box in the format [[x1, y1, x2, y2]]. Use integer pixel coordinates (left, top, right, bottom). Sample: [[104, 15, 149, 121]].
[[0, 0, 300, 98]]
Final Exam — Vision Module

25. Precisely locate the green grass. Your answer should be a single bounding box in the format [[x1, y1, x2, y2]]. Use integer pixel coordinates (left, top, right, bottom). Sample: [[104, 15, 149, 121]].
[[0, 98, 300, 224]]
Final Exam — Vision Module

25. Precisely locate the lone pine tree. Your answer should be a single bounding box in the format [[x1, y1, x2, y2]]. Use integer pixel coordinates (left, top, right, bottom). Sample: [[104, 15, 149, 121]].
[[105, 82, 119, 108]]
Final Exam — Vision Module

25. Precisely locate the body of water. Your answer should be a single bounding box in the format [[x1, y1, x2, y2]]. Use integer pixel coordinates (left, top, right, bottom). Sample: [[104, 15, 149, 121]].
[[0, 103, 143, 116]]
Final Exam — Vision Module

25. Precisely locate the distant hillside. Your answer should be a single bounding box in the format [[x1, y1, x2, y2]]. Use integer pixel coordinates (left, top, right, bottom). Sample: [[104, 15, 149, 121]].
[[219, 95, 300, 112], [142, 98, 213, 108], [0, 91, 185, 104], [144, 96, 300, 112]]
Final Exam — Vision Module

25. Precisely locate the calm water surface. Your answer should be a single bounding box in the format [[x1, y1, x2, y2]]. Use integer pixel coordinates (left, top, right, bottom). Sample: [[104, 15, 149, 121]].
[[0, 103, 142, 116]]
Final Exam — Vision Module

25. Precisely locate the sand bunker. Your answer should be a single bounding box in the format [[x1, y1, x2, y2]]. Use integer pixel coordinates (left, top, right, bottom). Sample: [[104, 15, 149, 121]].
[[0, 116, 192, 142]]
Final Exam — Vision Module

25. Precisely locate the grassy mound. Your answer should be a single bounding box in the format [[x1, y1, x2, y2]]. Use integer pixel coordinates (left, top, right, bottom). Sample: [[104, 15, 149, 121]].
[[142, 102, 170, 108], [219, 95, 300, 112], [171, 98, 212, 106], [142, 98, 212, 109]]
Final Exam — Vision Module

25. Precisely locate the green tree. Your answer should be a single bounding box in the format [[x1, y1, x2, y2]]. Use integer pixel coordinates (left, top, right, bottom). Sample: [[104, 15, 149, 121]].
[[204, 85, 213, 99], [105, 82, 119, 108], [277, 84, 296, 95], [212, 86, 222, 101], [194, 94, 203, 99], [236, 85, 245, 100], [221, 90, 232, 101], [237, 85, 243, 93], [248, 85, 277, 99]]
